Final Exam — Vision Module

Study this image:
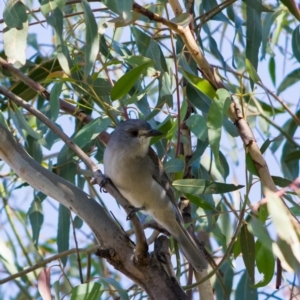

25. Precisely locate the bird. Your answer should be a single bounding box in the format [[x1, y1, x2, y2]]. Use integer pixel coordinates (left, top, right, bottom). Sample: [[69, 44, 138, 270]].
[[103, 119, 207, 272]]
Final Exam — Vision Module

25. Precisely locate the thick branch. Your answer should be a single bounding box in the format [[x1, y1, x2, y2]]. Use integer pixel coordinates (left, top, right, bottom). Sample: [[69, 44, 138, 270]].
[[0, 123, 188, 299]]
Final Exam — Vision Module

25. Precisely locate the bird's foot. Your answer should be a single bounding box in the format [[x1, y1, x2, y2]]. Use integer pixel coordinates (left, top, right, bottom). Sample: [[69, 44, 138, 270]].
[[126, 205, 145, 220], [99, 176, 112, 193]]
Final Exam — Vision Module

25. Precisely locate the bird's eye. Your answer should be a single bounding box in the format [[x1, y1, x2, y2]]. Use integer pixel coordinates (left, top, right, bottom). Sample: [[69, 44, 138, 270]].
[[130, 130, 139, 137]]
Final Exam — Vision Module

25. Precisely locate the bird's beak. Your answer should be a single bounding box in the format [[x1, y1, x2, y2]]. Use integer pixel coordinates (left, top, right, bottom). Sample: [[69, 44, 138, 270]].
[[146, 129, 163, 137]]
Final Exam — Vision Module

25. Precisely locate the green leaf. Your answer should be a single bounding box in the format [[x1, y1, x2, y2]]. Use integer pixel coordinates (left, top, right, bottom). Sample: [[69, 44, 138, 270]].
[[279, 0, 300, 21], [25, 135, 43, 164], [3, 0, 28, 28], [28, 199, 44, 248], [260, 138, 271, 154], [40, 0, 66, 15], [261, 10, 283, 59], [269, 57, 276, 86], [57, 204, 70, 267], [240, 224, 255, 283], [242, 0, 272, 12], [10, 102, 42, 139], [292, 25, 300, 63], [248, 218, 273, 252], [73, 216, 83, 229], [181, 69, 216, 99], [277, 68, 300, 95], [214, 262, 234, 300], [235, 271, 258, 300], [3, 22, 28, 65], [123, 56, 154, 68], [267, 190, 300, 272], [245, 58, 260, 83], [246, 153, 258, 176], [245, 4, 262, 88], [164, 158, 184, 174], [102, 0, 133, 21], [70, 283, 103, 300], [186, 114, 208, 141], [131, 27, 151, 56], [73, 117, 111, 149], [173, 179, 243, 194], [43, 8, 72, 75], [50, 82, 62, 122], [207, 89, 230, 173], [253, 239, 275, 287], [111, 63, 149, 100], [10, 59, 62, 101], [284, 150, 300, 163], [184, 193, 215, 210], [82, 0, 100, 78]]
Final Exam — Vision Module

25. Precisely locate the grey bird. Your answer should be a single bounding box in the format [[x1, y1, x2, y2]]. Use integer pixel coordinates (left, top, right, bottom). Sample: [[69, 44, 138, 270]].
[[103, 119, 207, 272]]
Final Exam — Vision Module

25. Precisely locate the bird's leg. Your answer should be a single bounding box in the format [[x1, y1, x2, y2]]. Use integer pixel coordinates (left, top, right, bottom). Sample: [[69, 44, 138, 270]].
[[99, 176, 113, 193], [125, 205, 145, 220]]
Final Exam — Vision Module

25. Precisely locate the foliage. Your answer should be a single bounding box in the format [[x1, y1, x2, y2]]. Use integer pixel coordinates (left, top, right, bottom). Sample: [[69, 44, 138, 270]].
[[0, 0, 300, 299]]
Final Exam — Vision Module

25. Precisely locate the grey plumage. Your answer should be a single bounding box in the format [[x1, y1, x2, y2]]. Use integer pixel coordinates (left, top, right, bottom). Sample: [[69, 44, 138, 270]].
[[103, 119, 207, 272]]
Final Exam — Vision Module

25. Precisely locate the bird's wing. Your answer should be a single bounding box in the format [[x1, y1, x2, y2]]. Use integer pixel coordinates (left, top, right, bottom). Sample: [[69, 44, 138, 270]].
[[148, 147, 183, 221]]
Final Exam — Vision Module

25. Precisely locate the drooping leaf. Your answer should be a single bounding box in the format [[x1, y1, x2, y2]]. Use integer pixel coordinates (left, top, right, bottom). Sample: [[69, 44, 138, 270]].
[[173, 179, 243, 194], [82, 0, 100, 78], [50, 82, 62, 122], [207, 89, 230, 173], [111, 63, 151, 100], [164, 158, 185, 174], [102, 0, 133, 21], [186, 114, 208, 141], [240, 224, 255, 283], [242, 0, 272, 12], [3, 0, 28, 28], [181, 69, 216, 100], [261, 10, 283, 59], [3, 22, 28, 65], [235, 271, 258, 300], [38, 268, 51, 300], [28, 199, 44, 248], [214, 262, 234, 300], [42, 7, 72, 75], [73, 117, 110, 149], [70, 283, 103, 300], [184, 193, 215, 210], [245, 4, 262, 88], [269, 57, 276, 86], [253, 239, 275, 287], [10, 102, 42, 140], [57, 204, 70, 267], [277, 69, 300, 95]]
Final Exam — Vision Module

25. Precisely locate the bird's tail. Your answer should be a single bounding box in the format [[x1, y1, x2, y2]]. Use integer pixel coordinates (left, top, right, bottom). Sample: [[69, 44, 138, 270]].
[[172, 222, 207, 273]]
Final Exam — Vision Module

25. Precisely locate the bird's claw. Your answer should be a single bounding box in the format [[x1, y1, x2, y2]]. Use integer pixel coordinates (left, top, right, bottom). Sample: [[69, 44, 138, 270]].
[[126, 205, 145, 220], [100, 176, 112, 193]]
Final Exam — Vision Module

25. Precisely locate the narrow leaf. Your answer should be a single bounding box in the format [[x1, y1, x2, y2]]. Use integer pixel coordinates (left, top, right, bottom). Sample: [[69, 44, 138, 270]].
[[111, 63, 149, 100], [71, 283, 103, 300], [82, 0, 100, 78], [50, 82, 62, 122], [207, 89, 230, 173], [73, 117, 111, 149], [173, 179, 243, 194], [181, 69, 216, 99], [57, 204, 70, 266], [240, 224, 255, 283], [277, 68, 300, 94]]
